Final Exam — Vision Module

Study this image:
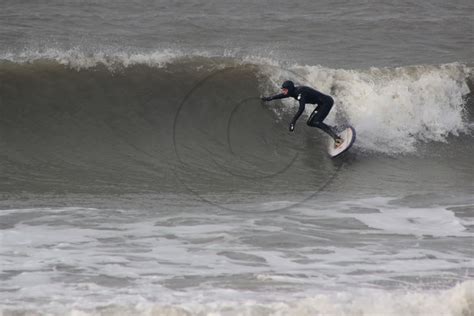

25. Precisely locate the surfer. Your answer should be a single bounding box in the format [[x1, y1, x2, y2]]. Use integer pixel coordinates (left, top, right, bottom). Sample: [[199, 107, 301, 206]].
[[261, 80, 343, 147]]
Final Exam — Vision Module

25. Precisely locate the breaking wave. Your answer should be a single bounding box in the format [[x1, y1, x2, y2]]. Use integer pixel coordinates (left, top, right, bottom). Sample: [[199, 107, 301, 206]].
[[0, 49, 472, 192]]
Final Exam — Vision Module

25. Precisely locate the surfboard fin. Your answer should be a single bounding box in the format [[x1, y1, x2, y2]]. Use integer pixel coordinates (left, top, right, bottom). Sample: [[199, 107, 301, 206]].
[[334, 138, 344, 148]]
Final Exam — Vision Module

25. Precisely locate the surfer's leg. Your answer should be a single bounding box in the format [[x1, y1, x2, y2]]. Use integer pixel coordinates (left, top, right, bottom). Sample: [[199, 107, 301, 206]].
[[314, 121, 340, 140], [307, 103, 340, 141]]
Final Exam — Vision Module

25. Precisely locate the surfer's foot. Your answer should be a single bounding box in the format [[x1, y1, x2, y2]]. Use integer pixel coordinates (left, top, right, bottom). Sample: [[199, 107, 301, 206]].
[[334, 138, 344, 148]]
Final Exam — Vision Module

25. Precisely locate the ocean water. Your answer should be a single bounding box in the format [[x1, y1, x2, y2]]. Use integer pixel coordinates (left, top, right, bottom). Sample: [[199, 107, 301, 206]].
[[0, 1, 473, 315]]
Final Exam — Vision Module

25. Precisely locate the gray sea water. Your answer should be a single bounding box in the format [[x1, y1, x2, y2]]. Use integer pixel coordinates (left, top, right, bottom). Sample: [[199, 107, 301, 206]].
[[0, 1, 473, 315]]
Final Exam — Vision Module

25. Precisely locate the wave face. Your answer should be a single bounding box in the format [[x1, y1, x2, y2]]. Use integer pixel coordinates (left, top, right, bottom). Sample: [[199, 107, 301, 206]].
[[0, 51, 472, 193]]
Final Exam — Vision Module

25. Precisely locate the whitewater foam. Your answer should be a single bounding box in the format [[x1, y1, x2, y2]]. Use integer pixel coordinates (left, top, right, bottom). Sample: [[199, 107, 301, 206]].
[[1, 199, 472, 315], [335, 197, 469, 237], [280, 63, 472, 153], [2, 281, 472, 316]]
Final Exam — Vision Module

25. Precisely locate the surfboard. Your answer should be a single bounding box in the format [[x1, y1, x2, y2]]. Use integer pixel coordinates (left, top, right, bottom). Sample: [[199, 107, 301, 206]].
[[328, 126, 356, 158]]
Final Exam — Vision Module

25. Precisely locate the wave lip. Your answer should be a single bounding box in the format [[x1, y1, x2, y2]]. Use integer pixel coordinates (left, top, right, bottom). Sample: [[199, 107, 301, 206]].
[[0, 47, 214, 70]]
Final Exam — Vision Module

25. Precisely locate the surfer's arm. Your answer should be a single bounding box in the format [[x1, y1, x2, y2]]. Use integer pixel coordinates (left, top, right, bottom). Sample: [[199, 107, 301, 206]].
[[290, 99, 306, 126], [261, 93, 288, 101]]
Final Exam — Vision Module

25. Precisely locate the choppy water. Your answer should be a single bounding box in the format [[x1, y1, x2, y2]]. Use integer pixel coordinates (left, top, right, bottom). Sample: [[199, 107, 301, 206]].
[[0, 1, 473, 315]]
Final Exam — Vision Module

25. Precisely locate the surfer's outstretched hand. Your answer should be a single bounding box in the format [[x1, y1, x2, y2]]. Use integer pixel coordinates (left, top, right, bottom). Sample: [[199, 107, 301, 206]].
[[289, 123, 295, 132], [261, 96, 271, 102]]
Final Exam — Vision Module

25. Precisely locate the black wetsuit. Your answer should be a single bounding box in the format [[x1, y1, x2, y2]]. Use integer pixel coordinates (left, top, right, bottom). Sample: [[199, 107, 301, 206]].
[[267, 86, 340, 140]]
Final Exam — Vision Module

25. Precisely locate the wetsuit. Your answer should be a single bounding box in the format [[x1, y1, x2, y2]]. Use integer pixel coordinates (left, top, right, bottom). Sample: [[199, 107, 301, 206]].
[[266, 86, 340, 140]]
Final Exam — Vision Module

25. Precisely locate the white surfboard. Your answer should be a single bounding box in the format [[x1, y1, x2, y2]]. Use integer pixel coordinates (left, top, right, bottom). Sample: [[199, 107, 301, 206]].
[[328, 126, 356, 158]]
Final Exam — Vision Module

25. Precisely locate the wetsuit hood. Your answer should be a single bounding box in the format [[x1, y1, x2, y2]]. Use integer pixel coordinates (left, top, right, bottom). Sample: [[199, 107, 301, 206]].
[[281, 80, 296, 96]]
